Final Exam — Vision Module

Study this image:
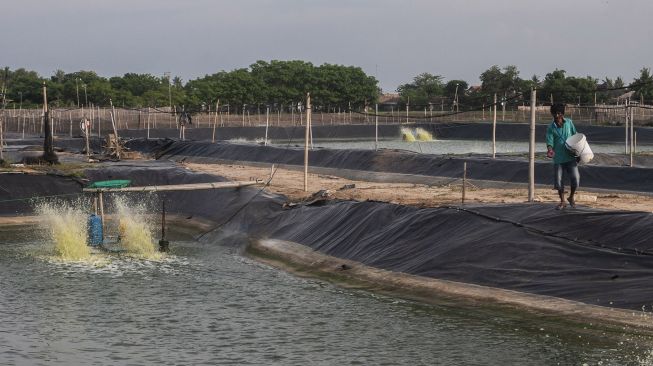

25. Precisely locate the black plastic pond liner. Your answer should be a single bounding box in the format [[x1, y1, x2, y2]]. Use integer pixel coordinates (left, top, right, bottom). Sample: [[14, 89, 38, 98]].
[[3, 165, 653, 311], [0, 173, 83, 215], [125, 139, 653, 193]]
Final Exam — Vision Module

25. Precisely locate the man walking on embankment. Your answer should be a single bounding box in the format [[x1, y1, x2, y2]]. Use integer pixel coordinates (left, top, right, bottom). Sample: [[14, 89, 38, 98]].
[[546, 103, 579, 210]]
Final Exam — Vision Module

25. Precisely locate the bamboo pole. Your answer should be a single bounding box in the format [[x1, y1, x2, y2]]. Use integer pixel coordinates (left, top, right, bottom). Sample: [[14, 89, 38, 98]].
[[492, 93, 497, 159], [0, 111, 3, 161], [98, 192, 105, 240], [630, 103, 634, 167], [625, 101, 629, 156], [146, 108, 151, 139], [69, 111, 73, 137], [264, 106, 269, 146], [375, 104, 379, 151], [84, 118, 90, 158], [42, 82, 57, 163], [528, 88, 537, 202], [212, 99, 219, 143], [304, 93, 311, 192], [109, 99, 119, 138], [83, 180, 262, 193]]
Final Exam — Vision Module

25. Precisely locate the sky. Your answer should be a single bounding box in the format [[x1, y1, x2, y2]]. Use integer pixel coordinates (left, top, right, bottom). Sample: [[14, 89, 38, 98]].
[[2, 0, 652, 92]]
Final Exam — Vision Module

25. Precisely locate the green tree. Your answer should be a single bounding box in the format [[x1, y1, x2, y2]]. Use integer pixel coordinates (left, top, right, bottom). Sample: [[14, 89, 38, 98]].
[[1, 68, 44, 107], [540, 69, 597, 104], [479, 65, 522, 96], [632, 67, 653, 101], [397, 73, 445, 106]]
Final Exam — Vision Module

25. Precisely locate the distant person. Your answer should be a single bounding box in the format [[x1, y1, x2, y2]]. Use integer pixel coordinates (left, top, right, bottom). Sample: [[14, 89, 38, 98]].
[[546, 103, 579, 210], [179, 110, 192, 126]]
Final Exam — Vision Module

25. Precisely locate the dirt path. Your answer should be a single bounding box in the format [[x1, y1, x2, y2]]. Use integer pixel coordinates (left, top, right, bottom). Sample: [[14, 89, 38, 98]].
[[185, 162, 653, 212]]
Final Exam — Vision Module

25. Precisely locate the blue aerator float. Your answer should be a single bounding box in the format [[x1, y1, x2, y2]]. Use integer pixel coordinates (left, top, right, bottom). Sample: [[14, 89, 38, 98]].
[[87, 213, 103, 246]]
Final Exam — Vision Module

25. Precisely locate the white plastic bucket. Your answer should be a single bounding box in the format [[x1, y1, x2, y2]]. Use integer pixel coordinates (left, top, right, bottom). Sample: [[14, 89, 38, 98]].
[[565, 133, 594, 164]]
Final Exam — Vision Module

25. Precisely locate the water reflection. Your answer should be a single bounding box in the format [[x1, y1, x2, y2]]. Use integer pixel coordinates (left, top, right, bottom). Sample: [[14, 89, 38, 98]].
[[0, 225, 651, 365]]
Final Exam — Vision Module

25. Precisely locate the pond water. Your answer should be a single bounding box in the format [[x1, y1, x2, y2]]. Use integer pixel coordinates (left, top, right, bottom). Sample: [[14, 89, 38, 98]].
[[272, 139, 653, 156], [1, 225, 652, 365]]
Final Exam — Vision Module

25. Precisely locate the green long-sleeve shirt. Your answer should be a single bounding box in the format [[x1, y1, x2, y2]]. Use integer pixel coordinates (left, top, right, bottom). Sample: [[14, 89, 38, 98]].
[[545, 117, 577, 164]]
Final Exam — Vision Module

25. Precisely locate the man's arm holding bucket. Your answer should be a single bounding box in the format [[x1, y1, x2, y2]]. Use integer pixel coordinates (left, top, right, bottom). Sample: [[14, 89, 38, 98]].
[[545, 124, 555, 158]]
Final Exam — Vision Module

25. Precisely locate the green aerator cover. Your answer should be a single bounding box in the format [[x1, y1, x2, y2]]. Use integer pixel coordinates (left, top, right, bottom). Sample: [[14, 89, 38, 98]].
[[87, 179, 132, 189]]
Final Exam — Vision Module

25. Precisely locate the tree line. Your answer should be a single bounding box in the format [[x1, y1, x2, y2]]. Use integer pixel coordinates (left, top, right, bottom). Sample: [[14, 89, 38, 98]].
[[1, 61, 652, 112], [398, 65, 653, 110]]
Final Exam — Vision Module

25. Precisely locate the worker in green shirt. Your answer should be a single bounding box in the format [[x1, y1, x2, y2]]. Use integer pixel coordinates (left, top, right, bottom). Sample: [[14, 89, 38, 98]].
[[545, 103, 579, 210]]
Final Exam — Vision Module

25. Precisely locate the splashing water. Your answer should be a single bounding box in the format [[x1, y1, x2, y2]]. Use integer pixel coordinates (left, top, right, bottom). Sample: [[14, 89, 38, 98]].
[[415, 127, 434, 141], [401, 127, 416, 142], [113, 195, 160, 259], [35, 199, 91, 261]]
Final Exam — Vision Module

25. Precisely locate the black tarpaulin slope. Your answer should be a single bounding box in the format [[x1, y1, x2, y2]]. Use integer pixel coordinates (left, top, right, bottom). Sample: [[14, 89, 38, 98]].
[[254, 201, 653, 310]]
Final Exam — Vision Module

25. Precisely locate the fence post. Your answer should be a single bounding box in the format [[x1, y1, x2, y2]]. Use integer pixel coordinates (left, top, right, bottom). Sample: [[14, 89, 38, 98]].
[[528, 88, 536, 202], [304, 93, 311, 192], [375, 104, 379, 151], [492, 93, 497, 159]]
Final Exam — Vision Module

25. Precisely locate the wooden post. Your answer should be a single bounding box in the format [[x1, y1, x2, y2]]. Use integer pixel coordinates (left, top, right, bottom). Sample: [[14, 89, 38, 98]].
[[109, 99, 119, 139], [462, 162, 467, 205], [264, 106, 269, 146], [630, 103, 634, 167], [212, 99, 219, 143], [84, 118, 90, 158], [348, 101, 352, 124], [492, 93, 497, 159], [405, 98, 409, 124], [528, 88, 536, 202], [42, 82, 57, 163], [310, 114, 314, 150], [0, 111, 3, 161], [304, 93, 311, 192], [98, 192, 105, 241], [146, 108, 151, 140], [502, 92, 506, 121], [625, 101, 629, 156], [375, 103, 379, 151]]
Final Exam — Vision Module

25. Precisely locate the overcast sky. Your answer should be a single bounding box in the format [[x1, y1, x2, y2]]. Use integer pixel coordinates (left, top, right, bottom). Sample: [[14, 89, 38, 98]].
[[3, 0, 652, 92]]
